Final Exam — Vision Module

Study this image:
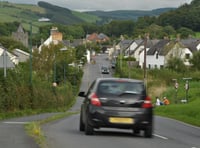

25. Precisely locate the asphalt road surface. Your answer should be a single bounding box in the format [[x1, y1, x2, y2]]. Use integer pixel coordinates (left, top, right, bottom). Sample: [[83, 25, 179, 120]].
[[42, 54, 200, 148]]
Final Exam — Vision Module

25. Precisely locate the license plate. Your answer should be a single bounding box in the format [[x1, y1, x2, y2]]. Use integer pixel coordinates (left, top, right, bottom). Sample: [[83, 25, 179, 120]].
[[109, 117, 134, 124]]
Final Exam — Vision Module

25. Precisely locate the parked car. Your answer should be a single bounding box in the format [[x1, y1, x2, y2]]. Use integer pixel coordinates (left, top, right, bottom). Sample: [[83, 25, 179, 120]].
[[111, 61, 116, 69], [101, 66, 110, 74], [78, 78, 153, 137]]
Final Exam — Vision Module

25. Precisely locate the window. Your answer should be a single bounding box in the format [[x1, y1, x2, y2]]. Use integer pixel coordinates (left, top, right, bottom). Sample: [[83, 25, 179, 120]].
[[98, 81, 144, 95], [148, 64, 151, 69], [156, 53, 159, 59], [185, 54, 190, 59]]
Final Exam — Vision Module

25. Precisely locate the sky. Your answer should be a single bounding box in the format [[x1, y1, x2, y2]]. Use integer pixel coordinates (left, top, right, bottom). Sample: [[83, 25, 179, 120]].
[[4, 0, 193, 11]]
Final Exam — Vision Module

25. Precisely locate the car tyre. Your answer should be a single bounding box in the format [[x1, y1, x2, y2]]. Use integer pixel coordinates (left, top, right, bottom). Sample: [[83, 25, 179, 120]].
[[133, 129, 140, 135], [85, 115, 94, 135], [79, 112, 85, 131], [144, 125, 153, 138]]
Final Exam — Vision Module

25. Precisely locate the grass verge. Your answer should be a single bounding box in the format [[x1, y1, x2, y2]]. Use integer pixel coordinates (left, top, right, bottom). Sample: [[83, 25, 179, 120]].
[[25, 111, 78, 148], [154, 99, 200, 127]]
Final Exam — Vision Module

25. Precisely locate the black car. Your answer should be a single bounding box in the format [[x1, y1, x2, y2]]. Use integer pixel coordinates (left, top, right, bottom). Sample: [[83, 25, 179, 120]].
[[101, 66, 110, 74], [78, 78, 153, 138]]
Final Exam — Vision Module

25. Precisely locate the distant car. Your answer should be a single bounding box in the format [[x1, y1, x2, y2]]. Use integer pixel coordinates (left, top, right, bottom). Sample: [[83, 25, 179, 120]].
[[101, 66, 110, 74], [111, 62, 116, 69], [78, 78, 153, 138]]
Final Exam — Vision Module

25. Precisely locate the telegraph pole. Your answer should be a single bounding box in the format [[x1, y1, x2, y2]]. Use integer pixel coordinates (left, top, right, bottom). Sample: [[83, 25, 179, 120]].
[[143, 33, 148, 85], [29, 22, 32, 86]]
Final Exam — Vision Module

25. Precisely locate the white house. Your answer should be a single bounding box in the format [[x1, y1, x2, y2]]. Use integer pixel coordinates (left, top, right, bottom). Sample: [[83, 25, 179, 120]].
[[0, 46, 18, 68], [145, 39, 170, 69], [133, 39, 159, 68], [124, 40, 143, 57], [146, 39, 196, 69], [38, 27, 63, 52]]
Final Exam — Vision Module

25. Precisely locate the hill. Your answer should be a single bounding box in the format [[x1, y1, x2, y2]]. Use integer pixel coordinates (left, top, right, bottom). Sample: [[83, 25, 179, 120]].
[[85, 8, 176, 21], [0, 1, 175, 27], [157, 0, 200, 32], [0, 1, 100, 33]]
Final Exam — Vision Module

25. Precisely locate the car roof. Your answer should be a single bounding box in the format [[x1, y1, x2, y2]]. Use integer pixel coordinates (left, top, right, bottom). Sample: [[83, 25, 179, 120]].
[[96, 77, 144, 83]]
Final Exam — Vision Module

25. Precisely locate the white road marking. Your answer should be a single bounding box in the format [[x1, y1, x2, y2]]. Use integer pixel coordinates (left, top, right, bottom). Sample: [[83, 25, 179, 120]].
[[153, 133, 168, 140], [3, 121, 29, 124]]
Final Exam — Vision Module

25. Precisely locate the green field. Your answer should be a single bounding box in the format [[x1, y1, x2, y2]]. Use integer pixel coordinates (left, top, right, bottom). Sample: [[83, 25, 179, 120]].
[[152, 78, 200, 127], [0, 2, 51, 33]]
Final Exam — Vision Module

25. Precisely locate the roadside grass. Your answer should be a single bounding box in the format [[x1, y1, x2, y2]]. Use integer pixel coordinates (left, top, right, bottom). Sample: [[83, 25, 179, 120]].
[[155, 99, 200, 127], [152, 80, 200, 127], [195, 32, 200, 38], [25, 111, 78, 148], [0, 95, 76, 120]]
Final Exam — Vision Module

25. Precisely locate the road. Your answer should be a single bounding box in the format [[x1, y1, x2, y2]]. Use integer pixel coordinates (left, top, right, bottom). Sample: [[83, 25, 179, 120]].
[[0, 113, 59, 148], [42, 54, 200, 148]]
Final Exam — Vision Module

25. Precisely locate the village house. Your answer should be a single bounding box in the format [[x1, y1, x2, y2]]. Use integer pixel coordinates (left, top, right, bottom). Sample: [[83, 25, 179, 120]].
[[38, 27, 63, 52], [146, 38, 199, 69], [86, 33, 109, 43], [12, 48, 30, 63], [124, 39, 143, 58], [130, 39, 159, 67]]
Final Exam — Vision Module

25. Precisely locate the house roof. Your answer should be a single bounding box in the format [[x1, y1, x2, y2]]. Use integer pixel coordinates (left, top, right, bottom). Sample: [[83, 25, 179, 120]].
[[0, 46, 18, 67], [17, 24, 25, 33], [181, 39, 200, 52], [14, 48, 29, 56], [147, 39, 170, 55], [130, 39, 159, 55], [119, 40, 134, 50], [86, 33, 109, 42]]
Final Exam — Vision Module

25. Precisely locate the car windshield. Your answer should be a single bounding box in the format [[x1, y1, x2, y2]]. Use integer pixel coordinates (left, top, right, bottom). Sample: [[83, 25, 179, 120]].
[[98, 81, 144, 95]]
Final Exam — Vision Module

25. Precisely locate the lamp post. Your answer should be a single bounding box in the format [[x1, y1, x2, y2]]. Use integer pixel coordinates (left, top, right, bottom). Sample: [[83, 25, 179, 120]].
[[143, 33, 148, 86], [60, 47, 68, 84], [29, 22, 32, 86]]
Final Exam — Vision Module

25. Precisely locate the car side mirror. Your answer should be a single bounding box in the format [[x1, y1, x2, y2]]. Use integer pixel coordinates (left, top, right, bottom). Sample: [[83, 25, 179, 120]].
[[78, 91, 86, 97]]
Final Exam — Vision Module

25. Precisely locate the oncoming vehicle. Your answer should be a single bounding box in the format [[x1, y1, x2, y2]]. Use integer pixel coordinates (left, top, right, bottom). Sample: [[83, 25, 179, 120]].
[[101, 66, 110, 74], [78, 78, 153, 138]]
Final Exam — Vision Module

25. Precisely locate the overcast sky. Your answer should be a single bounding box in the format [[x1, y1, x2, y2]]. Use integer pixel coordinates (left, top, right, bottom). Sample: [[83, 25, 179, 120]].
[[5, 0, 193, 11]]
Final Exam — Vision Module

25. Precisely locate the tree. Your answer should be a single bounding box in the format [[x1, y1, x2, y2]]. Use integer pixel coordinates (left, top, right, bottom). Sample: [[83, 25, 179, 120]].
[[190, 51, 200, 70], [145, 24, 164, 39], [32, 43, 63, 81], [177, 27, 195, 38], [166, 57, 186, 73], [163, 25, 176, 37]]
